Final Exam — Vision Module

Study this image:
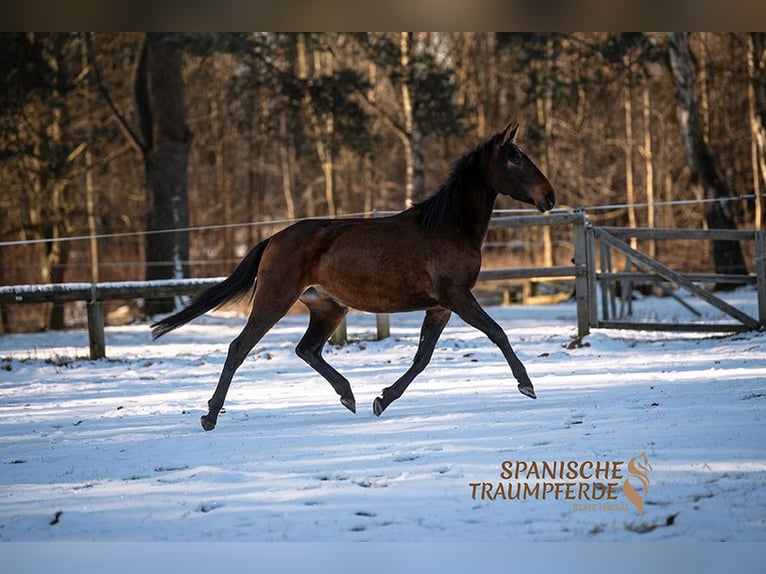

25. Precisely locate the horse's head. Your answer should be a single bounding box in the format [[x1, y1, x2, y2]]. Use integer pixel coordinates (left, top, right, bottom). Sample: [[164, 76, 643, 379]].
[[487, 124, 556, 213]]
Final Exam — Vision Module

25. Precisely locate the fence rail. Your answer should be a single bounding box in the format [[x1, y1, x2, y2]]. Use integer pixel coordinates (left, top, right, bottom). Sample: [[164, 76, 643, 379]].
[[2, 211, 764, 359], [0, 278, 225, 304], [591, 226, 763, 332]]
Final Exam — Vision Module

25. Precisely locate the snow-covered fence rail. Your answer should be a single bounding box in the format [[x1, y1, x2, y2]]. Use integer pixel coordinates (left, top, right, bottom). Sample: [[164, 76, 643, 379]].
[[0, 277, 225, 304], [0, 278, 225, 359]]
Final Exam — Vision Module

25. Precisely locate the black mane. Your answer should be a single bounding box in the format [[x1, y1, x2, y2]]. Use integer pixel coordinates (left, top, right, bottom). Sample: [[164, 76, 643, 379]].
[[411, 137, 491, 232]]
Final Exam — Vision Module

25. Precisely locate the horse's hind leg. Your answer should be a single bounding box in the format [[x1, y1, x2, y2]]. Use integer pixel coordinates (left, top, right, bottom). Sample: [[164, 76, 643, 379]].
[[201, 290, 299, 431], [296, 290, 356, 413], [373, 307, 452, 416]]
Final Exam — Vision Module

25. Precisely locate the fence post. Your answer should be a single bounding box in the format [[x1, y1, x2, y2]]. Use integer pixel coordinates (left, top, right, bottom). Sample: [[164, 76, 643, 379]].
[[572, 211, 591, 338], [756, 231, 766, 328], [376, 314, 390, 340], [586, 222, 599, 328], [329, 316, 348, 345], [87, 300, 106, 359]]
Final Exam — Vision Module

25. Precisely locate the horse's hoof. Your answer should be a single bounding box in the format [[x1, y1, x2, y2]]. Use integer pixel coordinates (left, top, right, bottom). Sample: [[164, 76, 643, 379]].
[[372, 396, 386, 417], [517, 384, 537, 399], [340, 396, 356, 414], [200, 415, 217, 431]]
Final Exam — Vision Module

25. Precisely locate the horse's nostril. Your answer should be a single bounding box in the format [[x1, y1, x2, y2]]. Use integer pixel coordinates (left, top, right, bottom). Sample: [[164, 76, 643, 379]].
[[545, 192, 556, 209]]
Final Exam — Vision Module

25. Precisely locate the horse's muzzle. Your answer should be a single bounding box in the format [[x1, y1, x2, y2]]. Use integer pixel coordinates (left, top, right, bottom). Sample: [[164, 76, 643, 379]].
[[536, 190, 557, 213]]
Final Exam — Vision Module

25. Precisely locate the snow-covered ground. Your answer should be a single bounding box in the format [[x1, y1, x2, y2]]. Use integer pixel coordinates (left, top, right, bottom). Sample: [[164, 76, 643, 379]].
[[0, 289, 764, 542]]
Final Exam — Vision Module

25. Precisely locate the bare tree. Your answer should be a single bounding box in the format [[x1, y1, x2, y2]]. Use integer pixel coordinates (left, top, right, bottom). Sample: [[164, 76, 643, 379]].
[[356, 33, 464, 207], [668, 32, 747, 281], [296, 33, 336, 216], [91, 33, 191, 315], [747, 33, 766, 229], [0, 33, 88, 329]]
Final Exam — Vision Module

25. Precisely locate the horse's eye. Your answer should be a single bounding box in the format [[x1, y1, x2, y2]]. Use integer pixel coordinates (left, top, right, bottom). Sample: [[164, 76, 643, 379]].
[[510, 154, 522, 166]]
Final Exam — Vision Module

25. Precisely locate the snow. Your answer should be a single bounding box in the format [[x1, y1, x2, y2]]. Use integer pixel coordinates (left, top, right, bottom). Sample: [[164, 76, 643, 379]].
[[0, 289, 764, 542]]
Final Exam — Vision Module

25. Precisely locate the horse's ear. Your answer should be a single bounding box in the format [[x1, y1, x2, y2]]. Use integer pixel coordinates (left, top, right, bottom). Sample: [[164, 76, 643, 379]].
[[501, 123, 519, 147]]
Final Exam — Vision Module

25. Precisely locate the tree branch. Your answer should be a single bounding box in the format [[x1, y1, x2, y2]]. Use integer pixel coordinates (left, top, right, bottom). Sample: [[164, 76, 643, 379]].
[[85, 33, 146, 153]]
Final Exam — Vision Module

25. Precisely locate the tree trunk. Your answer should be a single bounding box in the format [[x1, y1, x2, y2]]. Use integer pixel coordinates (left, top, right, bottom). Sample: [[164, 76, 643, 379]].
[[642, 83, 656, 258], [297, 34, 336, 216], [139, 34, 191, 315], [575, 59, 588, 208], [748, 33, 766, 230], [29, 36, 74, 330], [47, 222, 69, 330], [0, 241, 8, 333], [534, 37, 555, 266], [363, 60, 377, 213], [211, 99, 233, 273], [542, 37, 555, 266], [248, 101, 265, 244], [279, 112, 296, 220], [400, 32, 415, 207], [400, 32, 426, 206], [624, 71, 637, 247], [668, 32, 747, 284]]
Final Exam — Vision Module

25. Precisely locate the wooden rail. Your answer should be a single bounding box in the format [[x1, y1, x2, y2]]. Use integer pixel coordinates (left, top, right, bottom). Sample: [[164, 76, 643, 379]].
[[598, 226, 756, 241], [0, 278, 224, 304], [595, 227, 761, 330], [589, 226, 766, 333], [0, 278, 226, 359]]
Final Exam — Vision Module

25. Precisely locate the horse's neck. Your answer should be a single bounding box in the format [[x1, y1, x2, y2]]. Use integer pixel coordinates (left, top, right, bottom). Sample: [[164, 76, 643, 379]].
[[450, 179, 497, 244]]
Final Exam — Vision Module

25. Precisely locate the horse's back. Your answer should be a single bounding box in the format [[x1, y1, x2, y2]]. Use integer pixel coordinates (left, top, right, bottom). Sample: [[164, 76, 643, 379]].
[[267, 214, 440, 313]]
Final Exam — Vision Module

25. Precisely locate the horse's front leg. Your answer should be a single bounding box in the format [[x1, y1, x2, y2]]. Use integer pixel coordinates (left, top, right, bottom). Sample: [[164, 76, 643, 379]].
[[373, 307, 452, 416], [441, 288, 536, 399]]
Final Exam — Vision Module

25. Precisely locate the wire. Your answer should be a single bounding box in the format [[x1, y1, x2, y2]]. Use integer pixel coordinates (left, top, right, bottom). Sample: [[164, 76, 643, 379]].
[[0, 211, 380, 248], [493, 194, 756, 213], [0, 195, 756, 248]]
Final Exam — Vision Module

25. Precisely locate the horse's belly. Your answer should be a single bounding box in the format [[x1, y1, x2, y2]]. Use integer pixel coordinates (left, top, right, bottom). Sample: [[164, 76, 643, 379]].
[[313, 256, 440, 313], [326, 288, 439, 314], [313, 270, 440, 313]]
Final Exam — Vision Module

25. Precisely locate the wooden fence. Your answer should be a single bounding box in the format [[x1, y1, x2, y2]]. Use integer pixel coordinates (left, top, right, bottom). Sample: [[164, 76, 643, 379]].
[[2, 211, 764, 359], [590, 226, 766, 333]]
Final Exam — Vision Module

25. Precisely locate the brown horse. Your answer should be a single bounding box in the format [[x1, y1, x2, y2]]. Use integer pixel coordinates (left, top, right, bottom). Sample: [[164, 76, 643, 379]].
[[152, 124, 556, 431]]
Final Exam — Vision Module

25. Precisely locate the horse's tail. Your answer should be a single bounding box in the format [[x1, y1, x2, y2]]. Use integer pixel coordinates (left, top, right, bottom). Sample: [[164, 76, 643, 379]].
[[151, 238, 270, 339]]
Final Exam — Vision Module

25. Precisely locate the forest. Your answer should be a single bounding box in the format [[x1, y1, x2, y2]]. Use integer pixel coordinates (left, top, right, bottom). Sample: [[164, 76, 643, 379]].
[[1, 32, 766, 333]]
